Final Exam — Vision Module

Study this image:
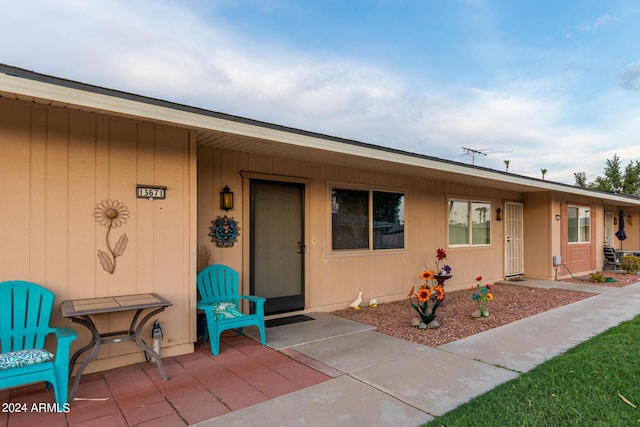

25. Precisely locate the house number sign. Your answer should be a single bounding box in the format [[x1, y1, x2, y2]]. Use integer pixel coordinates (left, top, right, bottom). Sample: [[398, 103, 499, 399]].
[[136, 185, 167, 200]]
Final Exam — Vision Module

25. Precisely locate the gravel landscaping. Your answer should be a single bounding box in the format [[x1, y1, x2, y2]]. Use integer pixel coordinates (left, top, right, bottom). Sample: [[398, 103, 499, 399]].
[[332, 272, 639, 347]]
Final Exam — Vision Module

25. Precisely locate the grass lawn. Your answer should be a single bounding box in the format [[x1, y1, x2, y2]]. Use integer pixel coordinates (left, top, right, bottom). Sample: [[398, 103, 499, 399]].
[[425, 314, 640, 426]]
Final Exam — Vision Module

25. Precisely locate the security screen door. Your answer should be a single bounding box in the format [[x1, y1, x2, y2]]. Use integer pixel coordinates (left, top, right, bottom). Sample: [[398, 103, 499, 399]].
[[250, 180, 304, 315], [505, 202, 524, 277]]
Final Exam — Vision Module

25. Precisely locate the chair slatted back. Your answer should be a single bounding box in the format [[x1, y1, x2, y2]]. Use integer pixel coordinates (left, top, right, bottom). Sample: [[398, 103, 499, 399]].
[[197, 265, 240, 306], [0, 281, 54, 353]]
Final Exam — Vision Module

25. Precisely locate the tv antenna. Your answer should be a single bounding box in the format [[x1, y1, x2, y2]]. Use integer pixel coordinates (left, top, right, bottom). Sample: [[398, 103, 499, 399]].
[[461, 147, 487, 165]]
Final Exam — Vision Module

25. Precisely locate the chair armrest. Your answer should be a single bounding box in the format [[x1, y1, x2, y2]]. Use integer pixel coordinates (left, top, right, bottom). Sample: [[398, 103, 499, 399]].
[[53, 327, 77, 342], [51, 327, 77, 368], [239, 295, 265, 316], [239, 295, 266, 303], [198, 297, 266, 316], [196, 301, 215, 311]]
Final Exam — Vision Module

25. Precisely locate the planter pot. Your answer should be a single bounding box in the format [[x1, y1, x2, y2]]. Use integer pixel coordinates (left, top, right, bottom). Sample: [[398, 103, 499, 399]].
[[433, 275, 452, 307], [433, 274, 452, 287]]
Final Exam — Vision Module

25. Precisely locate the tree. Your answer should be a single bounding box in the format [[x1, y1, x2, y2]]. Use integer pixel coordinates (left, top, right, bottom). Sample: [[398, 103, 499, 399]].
[[504, 159, 510, 172], [475, 206, 488, 224], [574, 171, 588, 188], [574, 154, 640, 196], [594, 155, 624, 192], [541, 168, 548, 180], [623, 161, 640, 195]]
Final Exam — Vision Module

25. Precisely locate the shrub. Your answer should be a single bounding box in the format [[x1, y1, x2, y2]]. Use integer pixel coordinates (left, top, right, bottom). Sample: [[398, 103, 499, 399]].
[[590, 271, 605, 283], [619, 255, 640, 273]]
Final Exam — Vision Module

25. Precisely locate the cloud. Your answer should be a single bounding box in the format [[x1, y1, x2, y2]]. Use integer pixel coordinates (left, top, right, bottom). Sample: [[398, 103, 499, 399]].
[[563, 13, 615, 39], [576, 14, 615, 31], [618, 62, 640, 90], [0, 0, 636, 186]]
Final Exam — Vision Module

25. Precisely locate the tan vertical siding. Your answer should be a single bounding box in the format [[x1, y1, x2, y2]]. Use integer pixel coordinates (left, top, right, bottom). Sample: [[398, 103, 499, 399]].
[[0, 98, 196, 372], [523, 192, 552, 278], [605, 206, 640, 252], [198, 146, 522, 313], [30, 106, 48, 282], [1, 102, 27, 277]]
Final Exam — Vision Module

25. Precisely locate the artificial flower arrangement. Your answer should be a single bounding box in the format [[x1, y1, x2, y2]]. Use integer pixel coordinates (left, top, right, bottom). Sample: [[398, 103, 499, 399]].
[[435, 248, 452, 276], [408, 269, 446, 327], [470, 276, 494, 317]]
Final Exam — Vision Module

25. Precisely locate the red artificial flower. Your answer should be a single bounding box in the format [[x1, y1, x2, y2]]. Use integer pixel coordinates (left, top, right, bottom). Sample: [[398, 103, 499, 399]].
[[436, 248, 447, 261], [475, 276, 483, 282], [486, 284, 491, 289]]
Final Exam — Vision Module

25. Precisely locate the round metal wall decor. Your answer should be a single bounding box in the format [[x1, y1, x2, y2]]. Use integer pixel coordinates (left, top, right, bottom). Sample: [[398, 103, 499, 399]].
[[209, 216, 240, 247]]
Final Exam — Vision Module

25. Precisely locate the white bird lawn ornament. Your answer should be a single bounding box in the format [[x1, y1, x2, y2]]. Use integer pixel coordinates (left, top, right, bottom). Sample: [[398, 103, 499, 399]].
[[349, 291, 363, 310], [369, 298, 378, 308]]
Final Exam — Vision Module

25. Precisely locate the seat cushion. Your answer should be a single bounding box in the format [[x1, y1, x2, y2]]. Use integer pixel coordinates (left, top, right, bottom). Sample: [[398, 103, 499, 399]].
[[212, 302, 244, 320], [0, 349, 54, 370]]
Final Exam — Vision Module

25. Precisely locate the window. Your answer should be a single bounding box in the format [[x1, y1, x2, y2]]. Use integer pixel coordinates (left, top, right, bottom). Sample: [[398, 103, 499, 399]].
[[373, 191, 405, 250], [448, 200, 491, 246], [332, 189, 404, 251], [568, 206, 590, 243]]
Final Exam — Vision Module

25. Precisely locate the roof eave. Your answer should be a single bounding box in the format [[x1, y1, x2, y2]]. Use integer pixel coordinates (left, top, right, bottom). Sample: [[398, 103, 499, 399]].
[[1, 64, 640, 207]]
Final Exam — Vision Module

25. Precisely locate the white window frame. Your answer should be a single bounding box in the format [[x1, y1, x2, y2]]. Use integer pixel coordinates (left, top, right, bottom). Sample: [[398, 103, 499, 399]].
[[448, 198, 492, 247]]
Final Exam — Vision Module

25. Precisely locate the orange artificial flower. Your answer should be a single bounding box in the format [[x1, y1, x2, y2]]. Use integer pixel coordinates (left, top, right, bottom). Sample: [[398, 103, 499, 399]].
[[416, 288, 431, 303], [407, 286, 415, 298], [433, 285, 445, 301], [487, 293, 494, 300], [420, 270, 435, 281]]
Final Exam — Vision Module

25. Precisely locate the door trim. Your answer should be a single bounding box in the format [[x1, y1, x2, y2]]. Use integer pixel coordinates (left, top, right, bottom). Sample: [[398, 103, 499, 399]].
[[241, 174, 310, 315], [504, 201, 524, 277], [250, 180, 305, 315], [604, 211, 614, 248]]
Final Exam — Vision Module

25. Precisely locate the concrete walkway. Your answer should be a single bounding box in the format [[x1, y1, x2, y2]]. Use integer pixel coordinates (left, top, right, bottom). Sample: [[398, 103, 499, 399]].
[[194, 280, 640, 427]]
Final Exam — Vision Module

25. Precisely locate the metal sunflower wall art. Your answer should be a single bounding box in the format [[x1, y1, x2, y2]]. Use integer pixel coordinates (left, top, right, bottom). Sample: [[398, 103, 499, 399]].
[[209, 216, 240, 247], [94, 199, 129, 274]]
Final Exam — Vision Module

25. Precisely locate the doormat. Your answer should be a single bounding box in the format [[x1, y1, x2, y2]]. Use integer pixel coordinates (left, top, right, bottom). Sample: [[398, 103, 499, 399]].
[[507, 277, 526, 282], [265, 314, 314, 328]]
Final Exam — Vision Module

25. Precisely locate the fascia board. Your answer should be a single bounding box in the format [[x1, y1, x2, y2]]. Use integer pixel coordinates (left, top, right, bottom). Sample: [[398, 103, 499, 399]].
[[2, 71, 640, 206]]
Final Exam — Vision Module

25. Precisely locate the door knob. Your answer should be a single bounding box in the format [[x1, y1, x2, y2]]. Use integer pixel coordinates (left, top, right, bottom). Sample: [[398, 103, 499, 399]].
[[297, 241, 306, 254]]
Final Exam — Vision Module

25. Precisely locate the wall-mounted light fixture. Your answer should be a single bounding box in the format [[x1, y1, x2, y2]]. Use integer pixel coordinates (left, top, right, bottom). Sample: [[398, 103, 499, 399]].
[[556, 214, 561, 221], [220, 185, 234, 211], [496, 208, 503, 221]]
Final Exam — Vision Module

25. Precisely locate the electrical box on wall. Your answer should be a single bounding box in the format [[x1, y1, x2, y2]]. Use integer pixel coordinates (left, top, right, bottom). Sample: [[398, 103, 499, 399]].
[[553, 255, 562, 266]]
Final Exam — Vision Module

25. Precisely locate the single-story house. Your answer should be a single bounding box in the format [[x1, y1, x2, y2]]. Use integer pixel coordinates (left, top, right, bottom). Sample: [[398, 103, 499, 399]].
[[1, 63, 639, 372]]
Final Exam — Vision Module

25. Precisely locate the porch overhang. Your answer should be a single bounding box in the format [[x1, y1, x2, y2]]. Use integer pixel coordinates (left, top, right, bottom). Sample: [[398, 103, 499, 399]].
[[2, 63, 640, 207]]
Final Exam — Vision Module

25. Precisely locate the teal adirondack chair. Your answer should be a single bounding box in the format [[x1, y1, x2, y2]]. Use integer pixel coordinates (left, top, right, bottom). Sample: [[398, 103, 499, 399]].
[[0, 281, 77, 408], [196, 265, 266, 356]]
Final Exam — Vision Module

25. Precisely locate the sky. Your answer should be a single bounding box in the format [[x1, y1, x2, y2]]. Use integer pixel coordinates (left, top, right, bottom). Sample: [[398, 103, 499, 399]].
[[2, 0, 640, 184]]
